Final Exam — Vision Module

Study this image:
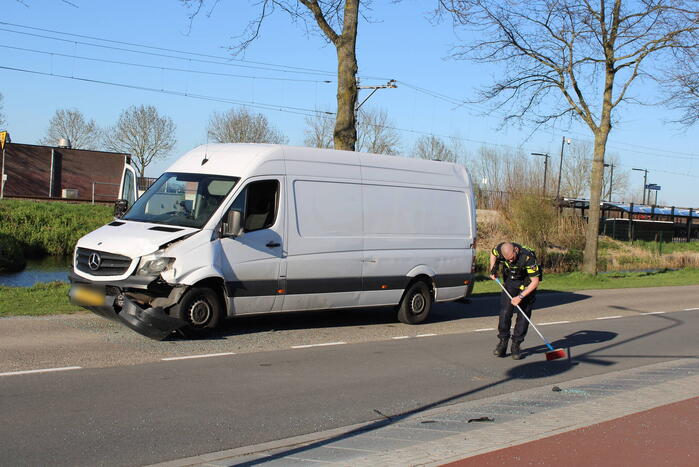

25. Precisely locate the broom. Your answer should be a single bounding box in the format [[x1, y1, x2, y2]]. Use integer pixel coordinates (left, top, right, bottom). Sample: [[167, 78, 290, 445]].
[[494, 278, 566, 361]]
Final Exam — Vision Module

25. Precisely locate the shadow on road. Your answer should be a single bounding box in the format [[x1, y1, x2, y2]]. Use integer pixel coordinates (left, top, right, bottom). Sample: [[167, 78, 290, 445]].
[[226, 327, 622, 466], [225, 309, 696, 466], [178, 291, 592, 341]]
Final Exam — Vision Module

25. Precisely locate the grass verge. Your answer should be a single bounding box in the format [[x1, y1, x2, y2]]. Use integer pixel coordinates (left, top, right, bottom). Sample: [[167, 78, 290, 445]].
[[471, 267, 699, 296], [0, 199, 113, 257], [0, 282, 83, 317]]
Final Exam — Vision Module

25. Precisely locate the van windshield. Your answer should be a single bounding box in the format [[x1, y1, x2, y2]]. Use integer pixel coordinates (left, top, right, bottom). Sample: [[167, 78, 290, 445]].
[[123, 172, 239, 228]]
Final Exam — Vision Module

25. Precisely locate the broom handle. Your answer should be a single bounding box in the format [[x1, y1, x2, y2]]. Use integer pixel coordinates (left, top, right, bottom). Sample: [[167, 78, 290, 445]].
[[494, 278, 554, 351]]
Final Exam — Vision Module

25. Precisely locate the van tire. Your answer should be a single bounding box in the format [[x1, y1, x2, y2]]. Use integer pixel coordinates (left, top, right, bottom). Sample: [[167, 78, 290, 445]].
[[397, 281, 432, 324], [175, 287, 222, 338]]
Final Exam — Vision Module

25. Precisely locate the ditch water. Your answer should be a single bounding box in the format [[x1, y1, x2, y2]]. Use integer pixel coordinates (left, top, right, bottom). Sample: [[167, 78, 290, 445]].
[[0, 256, 71, 287]]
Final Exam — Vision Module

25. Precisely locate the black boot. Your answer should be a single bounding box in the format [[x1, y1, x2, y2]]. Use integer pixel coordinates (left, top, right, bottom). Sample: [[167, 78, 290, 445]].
[[493, 337, 508, 357], [511, 341, 523, 360]]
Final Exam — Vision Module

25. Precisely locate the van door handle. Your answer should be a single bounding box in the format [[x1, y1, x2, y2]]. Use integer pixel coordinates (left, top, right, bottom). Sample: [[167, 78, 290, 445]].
[[266, 241, 281, 248]]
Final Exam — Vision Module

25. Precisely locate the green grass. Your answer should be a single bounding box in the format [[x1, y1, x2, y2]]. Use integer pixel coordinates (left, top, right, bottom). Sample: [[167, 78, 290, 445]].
[[0, 199, 113, 257], [471, 267, 699, 296], [631, 240, 699, 255], [0, 282, 83, 317]]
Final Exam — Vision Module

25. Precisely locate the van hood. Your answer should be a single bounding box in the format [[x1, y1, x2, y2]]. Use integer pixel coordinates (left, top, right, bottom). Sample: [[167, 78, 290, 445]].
[[76, 220, 200, 259]]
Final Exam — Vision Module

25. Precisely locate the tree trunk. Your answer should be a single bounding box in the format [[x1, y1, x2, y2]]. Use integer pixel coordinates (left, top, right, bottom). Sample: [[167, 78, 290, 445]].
[[582, 127, 610, 274], [582, 61, 615, 275], [333, 0, 359, 151]]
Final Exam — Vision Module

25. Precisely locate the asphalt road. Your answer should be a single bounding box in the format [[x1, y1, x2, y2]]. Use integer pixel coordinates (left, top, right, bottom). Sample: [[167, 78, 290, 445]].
[[0, 286, 698, 466]]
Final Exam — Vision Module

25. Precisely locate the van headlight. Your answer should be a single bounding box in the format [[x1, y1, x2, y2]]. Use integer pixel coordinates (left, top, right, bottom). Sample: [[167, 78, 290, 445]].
[[137, 252, 175, 275]]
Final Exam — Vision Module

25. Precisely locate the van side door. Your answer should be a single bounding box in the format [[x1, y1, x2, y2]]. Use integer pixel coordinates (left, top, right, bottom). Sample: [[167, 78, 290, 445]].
[[281, 177, 363, 311], [218, 177, 285, 315]]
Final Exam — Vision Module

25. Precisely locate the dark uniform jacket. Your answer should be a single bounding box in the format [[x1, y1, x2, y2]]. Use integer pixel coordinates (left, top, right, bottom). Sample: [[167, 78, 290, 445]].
[[491, 243, 542, 288]]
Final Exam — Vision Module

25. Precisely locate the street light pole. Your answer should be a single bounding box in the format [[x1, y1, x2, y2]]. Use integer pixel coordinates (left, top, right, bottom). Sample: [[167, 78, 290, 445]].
[[632, 168, 648, 204], [556, 136, 571, 200], [531, 152, 550, 197], [604, 163, 615, 202]]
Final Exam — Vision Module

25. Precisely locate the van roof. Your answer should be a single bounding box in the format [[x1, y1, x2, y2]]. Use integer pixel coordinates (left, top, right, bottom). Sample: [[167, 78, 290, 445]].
[[165, 143, 471, 188]]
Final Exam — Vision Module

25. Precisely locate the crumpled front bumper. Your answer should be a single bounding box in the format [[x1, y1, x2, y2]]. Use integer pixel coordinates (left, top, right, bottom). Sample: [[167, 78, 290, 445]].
[[69, 270, 186, 340]]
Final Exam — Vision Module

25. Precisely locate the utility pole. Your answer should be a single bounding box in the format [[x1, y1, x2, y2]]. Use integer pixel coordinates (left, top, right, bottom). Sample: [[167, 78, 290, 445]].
[[531, 152, 550, 197], [555, 136, 571, 200], [632, 168, 649, 204]]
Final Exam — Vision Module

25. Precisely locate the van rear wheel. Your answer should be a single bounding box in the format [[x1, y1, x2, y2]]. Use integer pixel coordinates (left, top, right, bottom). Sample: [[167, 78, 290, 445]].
[[175, 287, 222, 338], [397, 281, 432, 324]]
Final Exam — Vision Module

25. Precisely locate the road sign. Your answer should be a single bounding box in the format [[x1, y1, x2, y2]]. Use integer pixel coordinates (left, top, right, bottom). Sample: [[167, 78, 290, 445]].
[[0, 131, 9, 150], [646, 184, 661, 191]]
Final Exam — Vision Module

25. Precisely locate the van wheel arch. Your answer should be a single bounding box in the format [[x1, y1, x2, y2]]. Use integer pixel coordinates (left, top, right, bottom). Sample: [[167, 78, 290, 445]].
[[174, 277, 226, 338], [396, 275, 434, 325]]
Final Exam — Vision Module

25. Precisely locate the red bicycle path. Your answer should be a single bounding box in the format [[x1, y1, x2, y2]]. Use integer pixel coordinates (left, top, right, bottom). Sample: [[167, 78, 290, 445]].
[[443, 396, 699, 467]]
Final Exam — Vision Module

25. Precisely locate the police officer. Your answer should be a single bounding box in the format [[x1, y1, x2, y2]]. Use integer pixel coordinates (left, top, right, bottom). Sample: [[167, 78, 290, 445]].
[[489, 242, 542, 360]]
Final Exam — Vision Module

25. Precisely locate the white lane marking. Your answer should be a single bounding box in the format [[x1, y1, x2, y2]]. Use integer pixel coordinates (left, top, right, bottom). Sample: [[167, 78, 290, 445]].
[[641, 311, 667, 315], [0, 366, 82, 377], [683, 308, 699, 311], [474, 328, 495, 332], [161, 352, 235, 361], [539, 321, 571, 325], [596, 315, 623, 320], [291, 342, 346, 349], [416, 333, 437, 338], [392, 336, 411, 340]]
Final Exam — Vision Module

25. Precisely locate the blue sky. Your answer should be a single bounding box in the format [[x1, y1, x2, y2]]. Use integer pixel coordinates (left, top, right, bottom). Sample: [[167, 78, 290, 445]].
[[1, 0, 698, 206]]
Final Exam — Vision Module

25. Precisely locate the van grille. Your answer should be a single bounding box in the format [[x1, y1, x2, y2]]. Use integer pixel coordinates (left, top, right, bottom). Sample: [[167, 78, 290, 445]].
[[76, 248, 132, 276]]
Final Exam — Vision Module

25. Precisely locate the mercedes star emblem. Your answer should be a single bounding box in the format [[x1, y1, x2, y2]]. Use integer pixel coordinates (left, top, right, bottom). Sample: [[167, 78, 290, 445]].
[[88, 252, 102, 271]]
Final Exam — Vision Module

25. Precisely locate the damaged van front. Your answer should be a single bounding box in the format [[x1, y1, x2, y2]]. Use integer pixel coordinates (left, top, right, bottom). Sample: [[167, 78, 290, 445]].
[[69, 171, 238, 340]]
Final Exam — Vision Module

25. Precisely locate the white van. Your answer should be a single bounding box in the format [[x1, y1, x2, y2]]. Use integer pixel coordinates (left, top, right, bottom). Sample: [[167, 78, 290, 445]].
[[69, 144, 476, 340]]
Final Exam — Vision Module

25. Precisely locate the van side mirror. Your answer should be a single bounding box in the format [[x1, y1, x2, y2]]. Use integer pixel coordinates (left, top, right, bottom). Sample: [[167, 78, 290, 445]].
[[223, 210, 243, 237], [114, 199, 129, 219]]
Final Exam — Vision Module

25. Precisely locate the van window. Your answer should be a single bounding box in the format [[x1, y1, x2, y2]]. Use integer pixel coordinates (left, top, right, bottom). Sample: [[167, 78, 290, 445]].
[[228, 180, 279, 232], [121, 169, 136, 207], [124, 172, 239, 228], [293, 180, 362, 237]]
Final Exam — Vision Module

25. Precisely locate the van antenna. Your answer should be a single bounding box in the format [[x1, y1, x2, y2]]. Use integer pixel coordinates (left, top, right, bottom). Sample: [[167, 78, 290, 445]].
[[201, 133, 209, 166]]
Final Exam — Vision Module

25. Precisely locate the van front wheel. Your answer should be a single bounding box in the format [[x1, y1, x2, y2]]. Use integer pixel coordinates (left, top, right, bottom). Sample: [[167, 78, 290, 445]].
[[175, 287, 222, 338], [397, 281, 432, 324]]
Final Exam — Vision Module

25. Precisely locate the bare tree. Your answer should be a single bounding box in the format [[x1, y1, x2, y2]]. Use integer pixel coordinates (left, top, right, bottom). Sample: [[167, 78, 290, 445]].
[[356, 108, 401, 154], [413, 135, 456, 162], [104, 105, 177, 178], [665, 51, 699, 126], [208, 107, 287, 144], [440, 0, 699, 274], [183, 0, 364, 150], [304, 113, 335, 149], [304, 107, 401, 154], [39, 108, 101, 150], [0, 93, 5, 128]]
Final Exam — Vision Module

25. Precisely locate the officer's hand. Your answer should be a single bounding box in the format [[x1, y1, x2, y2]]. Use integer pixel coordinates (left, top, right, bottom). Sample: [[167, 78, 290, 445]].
[[489, 274, 497, 281], [511, 296, 522, 306]]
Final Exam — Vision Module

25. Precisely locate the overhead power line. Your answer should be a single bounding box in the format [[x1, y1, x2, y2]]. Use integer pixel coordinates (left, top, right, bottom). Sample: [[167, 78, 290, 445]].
[[0, 21, 337, 76], [0, 64, 332, 117], [0, 44, 333, 84]]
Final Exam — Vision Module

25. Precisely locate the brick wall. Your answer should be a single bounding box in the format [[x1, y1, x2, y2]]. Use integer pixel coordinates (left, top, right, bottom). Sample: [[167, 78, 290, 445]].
[[2, 143, 129, 201]]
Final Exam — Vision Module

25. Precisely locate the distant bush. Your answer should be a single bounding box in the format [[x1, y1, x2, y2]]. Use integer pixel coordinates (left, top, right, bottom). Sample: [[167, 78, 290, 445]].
[[0, 200, 113, 257], [0, 233, 26, 273]]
